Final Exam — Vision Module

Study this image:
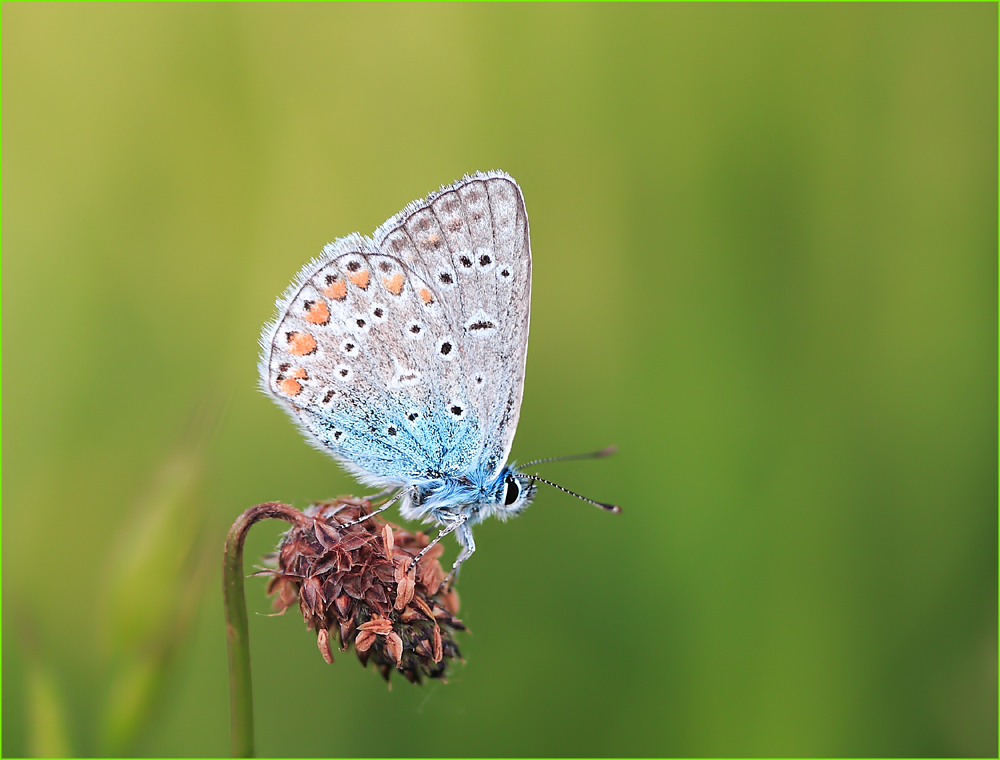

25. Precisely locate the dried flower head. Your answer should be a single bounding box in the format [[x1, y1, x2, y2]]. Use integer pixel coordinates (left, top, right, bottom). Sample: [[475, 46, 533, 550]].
[[260, 496, 464, 684]]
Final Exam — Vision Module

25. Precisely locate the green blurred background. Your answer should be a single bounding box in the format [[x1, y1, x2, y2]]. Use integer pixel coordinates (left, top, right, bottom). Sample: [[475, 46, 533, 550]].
[[3, 3, 996, 757]]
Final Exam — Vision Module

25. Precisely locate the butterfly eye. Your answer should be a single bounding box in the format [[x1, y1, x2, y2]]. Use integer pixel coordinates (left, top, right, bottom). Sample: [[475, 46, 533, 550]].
[[503, 474, 520, 506]]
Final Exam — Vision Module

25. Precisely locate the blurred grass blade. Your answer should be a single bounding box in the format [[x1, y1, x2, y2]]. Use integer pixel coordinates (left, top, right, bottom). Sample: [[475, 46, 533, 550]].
[[101, 655, 162, 756], [102, 449, 207, 651], [98, 403, 220, 755], [26, 660, 73, 758]]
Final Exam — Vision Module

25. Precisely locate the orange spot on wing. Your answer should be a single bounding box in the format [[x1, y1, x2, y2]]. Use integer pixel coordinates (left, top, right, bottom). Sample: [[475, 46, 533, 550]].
[[384, 273, 404, 295], [287, 332, 317, 356], [289, 367, 308, 379], [419, 288, 434, 304], [279, 378, 302, 396], [348, 270, 370, 289], [324, 280, 348, 301], [305, 300, 330, 325]]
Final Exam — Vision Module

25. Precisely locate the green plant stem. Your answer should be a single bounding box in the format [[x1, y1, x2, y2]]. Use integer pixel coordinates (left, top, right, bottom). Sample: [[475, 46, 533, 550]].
[[223, 502, 307, 758]]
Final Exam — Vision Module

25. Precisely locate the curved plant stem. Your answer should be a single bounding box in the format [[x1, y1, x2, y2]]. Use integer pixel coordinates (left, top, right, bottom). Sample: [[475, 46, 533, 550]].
[[223, 502, 308, 758]]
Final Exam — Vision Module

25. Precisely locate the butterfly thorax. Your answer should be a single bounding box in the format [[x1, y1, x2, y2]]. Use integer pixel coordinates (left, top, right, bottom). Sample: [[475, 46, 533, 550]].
[[399, 465, 537, 527]]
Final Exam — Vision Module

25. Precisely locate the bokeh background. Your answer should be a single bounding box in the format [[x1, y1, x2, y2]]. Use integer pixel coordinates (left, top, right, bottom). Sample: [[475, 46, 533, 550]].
[[3, 3, 996, 757]]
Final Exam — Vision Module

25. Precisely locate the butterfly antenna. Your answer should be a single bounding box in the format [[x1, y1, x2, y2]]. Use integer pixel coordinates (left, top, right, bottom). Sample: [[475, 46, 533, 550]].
[[518, 445, 617, 470], [528, 474, 621, 513]]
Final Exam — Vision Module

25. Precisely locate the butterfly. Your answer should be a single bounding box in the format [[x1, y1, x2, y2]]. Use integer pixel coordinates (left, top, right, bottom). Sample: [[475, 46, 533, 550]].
[[259, 171, 618, 579]]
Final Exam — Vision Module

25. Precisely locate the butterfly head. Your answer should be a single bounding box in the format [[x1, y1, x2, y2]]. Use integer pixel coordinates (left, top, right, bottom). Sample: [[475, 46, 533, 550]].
[[491, 467, 538, 521]]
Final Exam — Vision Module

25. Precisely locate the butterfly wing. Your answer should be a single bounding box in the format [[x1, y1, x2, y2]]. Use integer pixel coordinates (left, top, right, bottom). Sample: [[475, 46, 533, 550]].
[[259, 171, 531, 487], [372, 171, 531, 480]]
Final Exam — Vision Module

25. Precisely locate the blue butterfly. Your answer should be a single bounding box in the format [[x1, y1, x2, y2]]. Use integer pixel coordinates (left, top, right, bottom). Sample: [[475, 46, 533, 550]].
[[260, 171, 618, 578]]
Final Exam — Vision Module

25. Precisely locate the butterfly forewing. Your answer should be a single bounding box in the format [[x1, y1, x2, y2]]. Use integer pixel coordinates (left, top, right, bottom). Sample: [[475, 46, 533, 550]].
[[373, 172, 531, 478], [261, 171, 530, 487]]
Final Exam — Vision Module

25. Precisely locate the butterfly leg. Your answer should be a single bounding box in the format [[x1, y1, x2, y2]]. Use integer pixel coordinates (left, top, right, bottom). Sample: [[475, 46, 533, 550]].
[[336, 490, 403, 529], [443, 522, 476, 587], [362, 487, 395, 501], [406, 513, 469, 575]]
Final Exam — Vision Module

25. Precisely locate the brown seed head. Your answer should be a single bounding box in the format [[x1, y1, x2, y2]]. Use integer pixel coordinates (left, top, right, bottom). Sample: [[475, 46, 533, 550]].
[[262, 496, 465, 684], [385, 631, 404, 667], [316, 627, 334, 664], [395, 573, 416, 611]]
